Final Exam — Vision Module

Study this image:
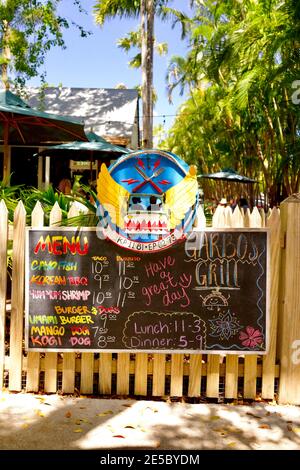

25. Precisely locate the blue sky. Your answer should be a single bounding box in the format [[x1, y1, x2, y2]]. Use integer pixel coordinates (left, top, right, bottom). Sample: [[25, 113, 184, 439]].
[[27, 0, 191, 138]]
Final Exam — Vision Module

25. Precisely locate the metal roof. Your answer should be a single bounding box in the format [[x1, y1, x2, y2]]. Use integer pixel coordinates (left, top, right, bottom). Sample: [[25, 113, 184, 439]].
[[25, 87, 139, 146], [0, 89, 87, 145]]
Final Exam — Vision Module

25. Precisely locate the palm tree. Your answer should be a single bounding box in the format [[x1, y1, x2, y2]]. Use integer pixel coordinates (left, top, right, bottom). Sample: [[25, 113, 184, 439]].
[[93, 0, 187, 148], [164, 0, 300, 204]]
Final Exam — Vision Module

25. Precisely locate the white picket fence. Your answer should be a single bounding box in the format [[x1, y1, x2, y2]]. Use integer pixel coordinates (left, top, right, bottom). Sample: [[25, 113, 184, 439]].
[[0, 199, 287, 401]]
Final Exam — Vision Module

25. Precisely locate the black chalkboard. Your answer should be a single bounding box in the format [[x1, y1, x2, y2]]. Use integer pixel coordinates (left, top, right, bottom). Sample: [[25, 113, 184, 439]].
[[25, 228, 269, 353]]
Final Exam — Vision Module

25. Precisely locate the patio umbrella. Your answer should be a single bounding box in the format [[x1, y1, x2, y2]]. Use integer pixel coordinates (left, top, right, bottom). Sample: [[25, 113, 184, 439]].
[[0, 89, 87, 180], [35, 131, 130, 159], [199, 168, 256, 183], [199, 168, 258, 207], [35, 130, 130, 182]]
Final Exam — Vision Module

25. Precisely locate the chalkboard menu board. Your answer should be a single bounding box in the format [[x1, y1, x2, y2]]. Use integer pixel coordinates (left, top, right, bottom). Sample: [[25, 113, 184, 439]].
[[25, 228, 269, 353]]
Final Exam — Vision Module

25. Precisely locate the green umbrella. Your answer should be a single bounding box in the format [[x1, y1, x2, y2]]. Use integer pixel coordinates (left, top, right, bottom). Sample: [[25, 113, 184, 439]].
[[199, 168, 256, 183], [35, 131, 130, 182], [0, 89, 87, 180], [35, 131, 130, 160]]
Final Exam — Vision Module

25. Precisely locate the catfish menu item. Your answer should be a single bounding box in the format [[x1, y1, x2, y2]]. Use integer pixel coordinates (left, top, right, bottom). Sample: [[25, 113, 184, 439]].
[[25, 228, 268, 353]]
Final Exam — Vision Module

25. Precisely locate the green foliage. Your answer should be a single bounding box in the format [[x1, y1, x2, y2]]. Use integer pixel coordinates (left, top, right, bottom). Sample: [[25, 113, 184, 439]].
[[93, 0, 140, 25], [0, 0, 91, 88], [117, 28, 168, 69], [0, 178, 97, 227], [93, 0, 184, 26], [162, 0, 300, 204], [0, 177, 23, 220], [1, 179, 97, 285]]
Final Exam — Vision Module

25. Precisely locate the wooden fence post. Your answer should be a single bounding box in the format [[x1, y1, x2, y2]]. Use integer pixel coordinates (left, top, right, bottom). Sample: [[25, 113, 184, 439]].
[[9, 201, 26, 391], [134, 353, 148, 396], [152, 353, 166, 396], [61, 204, 78, 394], [170, 353, 184, 396], [0, 200, 8, 388], [262, 208, 280, 399], [44, 202, 61, 393], [225, 205, 243, 399], [205, 205, 224, 398], [99, 352, 112, 394], [243, 207, 263, 399], [116, 352, 130, 395], [26, 202, 44, 392], [188, 204, 206, 397], [278, 194, 300, 404]]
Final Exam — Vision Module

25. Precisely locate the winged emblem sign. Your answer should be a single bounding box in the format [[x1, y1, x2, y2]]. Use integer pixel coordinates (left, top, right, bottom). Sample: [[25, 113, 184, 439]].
[[96, 149, 199, 252]]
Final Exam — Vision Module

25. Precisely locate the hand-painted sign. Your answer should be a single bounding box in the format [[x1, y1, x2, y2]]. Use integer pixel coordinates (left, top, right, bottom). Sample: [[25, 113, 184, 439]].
[[25, 228, 268, 353], [96, 149, 199, 252]]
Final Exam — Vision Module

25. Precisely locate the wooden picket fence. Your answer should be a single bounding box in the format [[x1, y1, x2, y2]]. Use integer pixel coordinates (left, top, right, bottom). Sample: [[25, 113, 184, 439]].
[[0, 197, 292, 402]]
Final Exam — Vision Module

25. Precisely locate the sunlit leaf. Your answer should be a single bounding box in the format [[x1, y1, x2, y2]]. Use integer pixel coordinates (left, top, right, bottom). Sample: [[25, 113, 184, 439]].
[[227, 442, 236, 448], [35, 397, 45, 403], [210, 415, 220, 421], [138, 427, 147, 433], [228, 426, 241, 433], [97, 410, 114, 417]]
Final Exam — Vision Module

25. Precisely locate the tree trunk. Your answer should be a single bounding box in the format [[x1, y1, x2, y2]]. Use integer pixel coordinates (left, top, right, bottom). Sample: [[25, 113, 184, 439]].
[[2, 19, 11, 89], [141, 0, 154, 148]]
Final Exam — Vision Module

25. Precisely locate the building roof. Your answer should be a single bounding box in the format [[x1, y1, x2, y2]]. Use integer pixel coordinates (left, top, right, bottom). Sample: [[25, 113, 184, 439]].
[[0, 88, 87, 145], [26, 87, 139, 147]]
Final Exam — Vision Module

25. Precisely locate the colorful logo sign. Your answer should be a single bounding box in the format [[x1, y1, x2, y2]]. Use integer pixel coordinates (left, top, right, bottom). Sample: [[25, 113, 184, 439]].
[[96, 149, 199, 252]]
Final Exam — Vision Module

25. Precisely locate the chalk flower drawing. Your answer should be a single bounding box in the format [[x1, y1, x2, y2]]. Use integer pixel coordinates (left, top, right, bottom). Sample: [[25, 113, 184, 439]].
[[208, 310, 242, 340], [239, 326, 263, 348]]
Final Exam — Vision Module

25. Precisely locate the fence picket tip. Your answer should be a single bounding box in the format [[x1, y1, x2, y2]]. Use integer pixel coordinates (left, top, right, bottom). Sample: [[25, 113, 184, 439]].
[[31, 201, 44, 228], [50, 201, 62, 226], [68, 203, 80, 218], [232, 205, 243, 227], [250, 206, 263, 228], [267, 207, 280, 224], [193, 204, 206, 229], [32, 200, 43, 213], [14, 200, 26, 216], [0, 199, 8, 213], [50, 201, 62, 212]]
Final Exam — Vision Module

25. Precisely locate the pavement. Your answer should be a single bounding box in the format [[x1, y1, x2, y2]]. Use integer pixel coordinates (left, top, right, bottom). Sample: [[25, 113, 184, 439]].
[[0, 391, 300, 453]]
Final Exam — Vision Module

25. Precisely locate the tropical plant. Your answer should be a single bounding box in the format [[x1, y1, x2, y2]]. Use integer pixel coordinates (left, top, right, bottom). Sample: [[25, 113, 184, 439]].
[[0, 177, 98, 226], [0, 0, 90, 89], [93, 0, 188, 148], [117, 28, 168, 70], [162, 0, 300, 205], [20, 182, 98, 226], [0, 177, 23, 220]]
